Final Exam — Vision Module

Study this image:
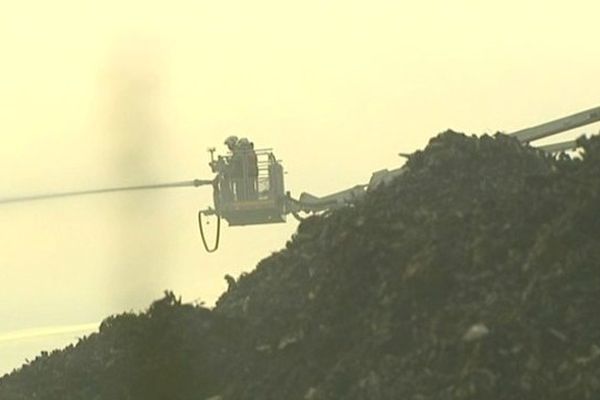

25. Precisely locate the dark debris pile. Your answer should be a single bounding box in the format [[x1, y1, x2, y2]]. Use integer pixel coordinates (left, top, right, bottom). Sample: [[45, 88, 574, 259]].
[[0, 292, 241, 400], [2, 131, 600, 400]]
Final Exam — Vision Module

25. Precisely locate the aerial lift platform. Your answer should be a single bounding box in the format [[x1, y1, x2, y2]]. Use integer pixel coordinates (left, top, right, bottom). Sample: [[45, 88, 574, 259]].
[[1, 105, 599, 252]]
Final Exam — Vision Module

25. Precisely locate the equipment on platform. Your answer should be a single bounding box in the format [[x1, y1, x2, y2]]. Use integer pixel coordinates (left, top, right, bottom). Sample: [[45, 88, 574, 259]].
[[1, 107, 599, 252], [197, 144, 287, 252], [204, 146, 286, 226]]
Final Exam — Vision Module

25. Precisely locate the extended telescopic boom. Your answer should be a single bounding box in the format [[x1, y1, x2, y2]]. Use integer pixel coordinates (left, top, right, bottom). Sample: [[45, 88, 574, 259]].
[[510, 105, 600, 143], [289, 105, 600, 214]]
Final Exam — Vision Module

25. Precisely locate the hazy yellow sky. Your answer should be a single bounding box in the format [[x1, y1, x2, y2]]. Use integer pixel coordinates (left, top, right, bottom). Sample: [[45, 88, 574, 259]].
[[1, 0, 599, 373]]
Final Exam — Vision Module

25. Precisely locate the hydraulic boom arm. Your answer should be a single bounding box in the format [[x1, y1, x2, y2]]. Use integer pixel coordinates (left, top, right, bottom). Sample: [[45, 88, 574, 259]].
[[510, 105, 600, 143], [290, 104, 600, 215]]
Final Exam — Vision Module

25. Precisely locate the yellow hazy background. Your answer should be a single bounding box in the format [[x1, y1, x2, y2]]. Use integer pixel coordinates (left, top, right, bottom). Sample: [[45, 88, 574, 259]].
[[1, 0, 599, 374]]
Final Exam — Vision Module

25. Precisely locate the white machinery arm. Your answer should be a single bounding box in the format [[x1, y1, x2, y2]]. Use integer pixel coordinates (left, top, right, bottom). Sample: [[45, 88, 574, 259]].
[[510, 105, 600, 143], [287, 166, 407, 213], [290, 105, 600, 214]]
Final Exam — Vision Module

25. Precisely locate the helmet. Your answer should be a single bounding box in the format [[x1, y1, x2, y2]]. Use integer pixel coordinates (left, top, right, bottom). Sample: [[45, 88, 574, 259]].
[[224, 135, 239, 147]]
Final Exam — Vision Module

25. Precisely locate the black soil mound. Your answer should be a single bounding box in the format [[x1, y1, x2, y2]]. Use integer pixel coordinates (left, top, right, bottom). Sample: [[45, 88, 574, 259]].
[[2, 131, 600, 400]]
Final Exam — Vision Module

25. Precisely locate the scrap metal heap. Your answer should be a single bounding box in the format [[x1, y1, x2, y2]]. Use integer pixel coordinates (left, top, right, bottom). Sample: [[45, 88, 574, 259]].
[[2, 129, 600, 400]]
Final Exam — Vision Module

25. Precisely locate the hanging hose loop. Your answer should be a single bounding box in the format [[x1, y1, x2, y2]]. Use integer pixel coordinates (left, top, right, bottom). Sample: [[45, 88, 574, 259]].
[[198, 211, 221, 253]]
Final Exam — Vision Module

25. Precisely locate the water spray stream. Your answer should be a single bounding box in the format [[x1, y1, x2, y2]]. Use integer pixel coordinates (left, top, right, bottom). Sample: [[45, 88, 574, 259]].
[[0, 179, 213, 206]]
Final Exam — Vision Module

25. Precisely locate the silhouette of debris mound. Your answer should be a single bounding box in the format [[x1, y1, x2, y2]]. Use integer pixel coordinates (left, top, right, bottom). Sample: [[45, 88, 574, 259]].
[[2, 131, 600, 400]]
